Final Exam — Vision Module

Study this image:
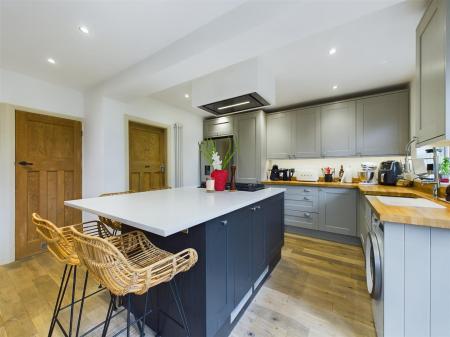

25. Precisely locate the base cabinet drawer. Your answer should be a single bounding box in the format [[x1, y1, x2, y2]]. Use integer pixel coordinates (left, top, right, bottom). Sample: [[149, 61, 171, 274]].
[[285, 211, 318, 230], [284, 186, 318, 197]]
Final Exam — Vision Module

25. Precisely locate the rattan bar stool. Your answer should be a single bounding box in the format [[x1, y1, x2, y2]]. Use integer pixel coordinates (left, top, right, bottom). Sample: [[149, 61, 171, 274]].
[[71, 228, 198, 337], [33, 213, 112, 337], [98, 191, 134, 235]]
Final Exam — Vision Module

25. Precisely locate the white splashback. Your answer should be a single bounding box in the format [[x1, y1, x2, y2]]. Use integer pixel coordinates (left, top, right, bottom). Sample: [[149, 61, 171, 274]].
[[266, 156, 404, 180]]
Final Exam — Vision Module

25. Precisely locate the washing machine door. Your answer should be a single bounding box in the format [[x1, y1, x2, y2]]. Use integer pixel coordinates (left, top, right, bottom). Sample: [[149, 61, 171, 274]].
[[365, 231, 382, 299]]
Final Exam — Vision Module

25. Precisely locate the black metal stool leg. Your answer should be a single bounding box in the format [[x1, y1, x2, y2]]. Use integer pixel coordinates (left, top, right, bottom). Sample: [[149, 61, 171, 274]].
[[68, 266, 77, 337], [101, 293, 116, 337], [75, 270, 89, 337], [169, 280, 191, 337], [49, 265, 73, 337], [126, 294, 131, 337]]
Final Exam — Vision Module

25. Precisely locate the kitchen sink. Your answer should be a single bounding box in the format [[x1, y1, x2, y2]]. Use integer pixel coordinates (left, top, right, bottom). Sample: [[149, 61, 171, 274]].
[[376, 196, 445, 209]]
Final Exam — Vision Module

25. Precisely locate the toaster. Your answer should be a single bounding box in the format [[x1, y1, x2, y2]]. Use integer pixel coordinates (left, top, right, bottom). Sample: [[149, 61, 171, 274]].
[[378, 161, 403, 186]]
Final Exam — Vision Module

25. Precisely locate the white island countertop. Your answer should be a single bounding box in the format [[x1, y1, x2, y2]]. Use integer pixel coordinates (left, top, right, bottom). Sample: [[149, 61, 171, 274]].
[[65, 187, 285, 237]]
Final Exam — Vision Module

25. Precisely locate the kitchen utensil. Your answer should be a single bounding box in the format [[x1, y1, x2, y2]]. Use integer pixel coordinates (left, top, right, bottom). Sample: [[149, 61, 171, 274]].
[[270, 165, 280, 181]]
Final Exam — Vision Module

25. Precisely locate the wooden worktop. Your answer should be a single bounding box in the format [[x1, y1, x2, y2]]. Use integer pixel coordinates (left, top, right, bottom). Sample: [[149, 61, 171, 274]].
[[263, 180, 450, 229]]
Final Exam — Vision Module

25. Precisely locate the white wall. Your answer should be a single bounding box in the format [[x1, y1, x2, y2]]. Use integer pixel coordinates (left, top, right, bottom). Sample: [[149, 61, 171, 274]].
[[82, 95, 203, 198], [0, 69, 204, 264], [0, 104, 16, 264], [0, 68, 84, 118]]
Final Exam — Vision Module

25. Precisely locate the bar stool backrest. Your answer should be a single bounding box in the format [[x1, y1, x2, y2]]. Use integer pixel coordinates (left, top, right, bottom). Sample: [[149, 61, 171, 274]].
[[33, 213, 79, 265], [71, 226, 139, 296], [98, 191, 134, 231]]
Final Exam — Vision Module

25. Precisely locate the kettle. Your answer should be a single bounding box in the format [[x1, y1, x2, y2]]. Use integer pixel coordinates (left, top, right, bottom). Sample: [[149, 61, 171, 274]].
[[270, 165, 280, 181]]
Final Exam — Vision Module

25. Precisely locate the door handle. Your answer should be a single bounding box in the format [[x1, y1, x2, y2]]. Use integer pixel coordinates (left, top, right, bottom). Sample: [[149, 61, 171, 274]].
[[18, 161, 33, 166], [303, 197, 310, 201], [220, 220, 228, 226], [160, 164, 165, 173]]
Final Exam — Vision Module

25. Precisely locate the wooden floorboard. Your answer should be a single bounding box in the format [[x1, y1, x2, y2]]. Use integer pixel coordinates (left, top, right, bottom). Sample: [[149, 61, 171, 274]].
[[0, 233, 375, 337]]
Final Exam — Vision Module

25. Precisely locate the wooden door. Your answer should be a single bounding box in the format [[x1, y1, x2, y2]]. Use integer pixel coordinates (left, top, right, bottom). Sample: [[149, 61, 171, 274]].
[[129, 121, 167, 192], [15, 111, 82, 259]]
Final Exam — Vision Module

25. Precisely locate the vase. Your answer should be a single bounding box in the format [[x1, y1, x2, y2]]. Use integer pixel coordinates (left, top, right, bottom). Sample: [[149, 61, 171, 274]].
[[230, 165, 237, 192], [211, 169, 228, 191]]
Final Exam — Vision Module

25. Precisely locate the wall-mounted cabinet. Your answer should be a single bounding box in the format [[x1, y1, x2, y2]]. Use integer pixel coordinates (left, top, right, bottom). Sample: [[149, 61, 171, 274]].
[[266, 112, 292, 159], [356, 90, 409, 155], [266, 89, 410, 159], [416, 0, 449, 146], [292, 107, 321, 158], [266, 107, 320, 159], [204, 116, 234, 138], [320, 101, 356, 157]]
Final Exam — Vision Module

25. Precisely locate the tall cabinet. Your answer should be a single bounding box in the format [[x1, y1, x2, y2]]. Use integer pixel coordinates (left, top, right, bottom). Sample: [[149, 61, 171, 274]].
[[416, 0, 449, 146], [233, 110, 266, 183], [203, 111, 266, 184]]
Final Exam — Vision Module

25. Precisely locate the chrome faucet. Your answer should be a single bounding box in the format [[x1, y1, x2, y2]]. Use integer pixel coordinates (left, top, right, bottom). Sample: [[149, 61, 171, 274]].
[[420, 147, 440, 199]]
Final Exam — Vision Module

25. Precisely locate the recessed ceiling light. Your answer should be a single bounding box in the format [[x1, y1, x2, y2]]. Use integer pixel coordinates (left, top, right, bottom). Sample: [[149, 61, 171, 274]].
[[332, 85, 338, 90], [329, 48, 337, 55], [47, 58, 56, 64], [78, 25, 89, 34], [184, 93, 190, 98]]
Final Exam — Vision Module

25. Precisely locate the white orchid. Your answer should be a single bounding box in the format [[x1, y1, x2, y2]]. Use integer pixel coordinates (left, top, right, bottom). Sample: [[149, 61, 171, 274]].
[[211, 151, 222, 170]]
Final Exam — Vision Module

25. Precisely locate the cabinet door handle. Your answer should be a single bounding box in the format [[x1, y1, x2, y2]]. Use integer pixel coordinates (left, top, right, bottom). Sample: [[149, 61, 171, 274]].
[[256, 205, 261, 210], [304, 189, 311, 192], [220, 220, 228, 226], [304, 213, 311, 218], [303, 196, 310, 201], [250, 207, 256, 211]]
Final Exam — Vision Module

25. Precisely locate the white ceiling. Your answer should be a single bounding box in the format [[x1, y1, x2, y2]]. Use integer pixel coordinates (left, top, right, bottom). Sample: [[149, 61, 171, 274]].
[[0, 0, 427, 115], [152, 1, 426, 115], [0, 0, 246, 89]]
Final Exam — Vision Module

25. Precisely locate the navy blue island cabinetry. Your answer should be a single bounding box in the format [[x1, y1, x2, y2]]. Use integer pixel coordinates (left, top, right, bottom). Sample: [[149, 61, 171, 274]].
[[125, 192, 284, 337]]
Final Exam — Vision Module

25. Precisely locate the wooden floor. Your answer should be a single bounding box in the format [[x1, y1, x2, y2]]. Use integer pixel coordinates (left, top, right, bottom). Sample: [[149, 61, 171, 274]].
[[0, 234, 375, 337]]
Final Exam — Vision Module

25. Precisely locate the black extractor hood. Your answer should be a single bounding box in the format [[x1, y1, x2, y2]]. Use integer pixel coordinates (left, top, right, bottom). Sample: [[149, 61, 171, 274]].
[[198, 92, 270, 115]]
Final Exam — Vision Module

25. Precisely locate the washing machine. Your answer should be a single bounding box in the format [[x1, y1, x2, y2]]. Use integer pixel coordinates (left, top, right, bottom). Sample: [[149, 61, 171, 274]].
[[365, 214, 384, 337]]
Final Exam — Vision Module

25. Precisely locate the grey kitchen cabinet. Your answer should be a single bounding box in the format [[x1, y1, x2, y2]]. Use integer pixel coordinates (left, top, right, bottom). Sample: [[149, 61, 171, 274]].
[[266, 108, 320, 159], [203, 116, 234, 138], [234, 110, 265, 183], [357, 192, 372, 254], [416, 0, 448, 146], [292, 107, 321, 158], [356, 90, 409, 155], [320, 101, 356, 157], [318, 188, 357, 236], [266, 111, 292, 159]]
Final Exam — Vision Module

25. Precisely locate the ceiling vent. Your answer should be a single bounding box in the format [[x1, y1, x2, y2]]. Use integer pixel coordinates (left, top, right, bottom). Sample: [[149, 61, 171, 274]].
[[192, 59, 275, 115]]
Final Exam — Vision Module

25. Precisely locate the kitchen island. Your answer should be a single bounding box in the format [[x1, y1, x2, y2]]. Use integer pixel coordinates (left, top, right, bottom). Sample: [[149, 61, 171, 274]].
[[65, 187, 285, 337]]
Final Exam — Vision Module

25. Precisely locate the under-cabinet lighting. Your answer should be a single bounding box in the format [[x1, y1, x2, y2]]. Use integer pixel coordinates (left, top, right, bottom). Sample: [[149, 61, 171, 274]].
[[217, 101, 251, 110], [47, 58, 56, 64]]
